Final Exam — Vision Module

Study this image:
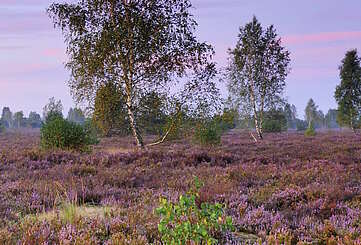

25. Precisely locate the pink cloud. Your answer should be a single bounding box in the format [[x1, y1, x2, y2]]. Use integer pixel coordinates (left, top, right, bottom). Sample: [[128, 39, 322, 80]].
[[42, 48, 66, 58], [0, 61, 56, 76], [283, 31, 361, 45]]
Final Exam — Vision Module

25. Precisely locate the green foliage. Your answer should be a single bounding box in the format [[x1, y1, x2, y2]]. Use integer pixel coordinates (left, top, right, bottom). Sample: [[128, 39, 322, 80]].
[[194, 121, 222, 146], [305, 123, 316, 137], [215, 108, 239, 132], [335, 49, 361, 130], [262, 109, 287, 133], [48, 0, 219, 148], [155, 178, 234, 245], [61, 202, 78, 224], [45, 110, 63, 123], [40, 117, 98, 151], [92, 83, 129, 137], [137, 91, 167, 135], [83, 119, 100, 146], [226, 16, 290, 140], [193, 109, 239, 146], [263, 120, 284, 133], [43, 97, 63, 122]]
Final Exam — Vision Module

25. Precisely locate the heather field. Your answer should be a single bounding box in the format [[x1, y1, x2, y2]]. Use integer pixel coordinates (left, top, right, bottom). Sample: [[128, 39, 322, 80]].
[[1, 130, 361, 244]]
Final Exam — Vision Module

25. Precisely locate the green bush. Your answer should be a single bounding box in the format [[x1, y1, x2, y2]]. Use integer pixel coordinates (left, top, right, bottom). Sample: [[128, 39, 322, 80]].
[[304, 123, 316, 137], [45, 110, 63, 123], [194, 122, 221, 146], [263, 119, 285, 133], [83, 119, 100, 145], [262, 109, 287, 133], [155, 178, 234, 244], [40, 117, 98, 151], [215, 109, 239, 132]]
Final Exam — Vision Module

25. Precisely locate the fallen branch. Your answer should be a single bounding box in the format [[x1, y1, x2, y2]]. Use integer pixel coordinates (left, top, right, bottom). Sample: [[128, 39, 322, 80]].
[[146, 105, 182, 147], [250, 131, 258, 142]]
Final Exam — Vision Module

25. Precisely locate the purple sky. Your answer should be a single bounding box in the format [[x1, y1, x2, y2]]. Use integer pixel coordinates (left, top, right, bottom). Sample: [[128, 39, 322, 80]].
[[1, 0, 361, 118]]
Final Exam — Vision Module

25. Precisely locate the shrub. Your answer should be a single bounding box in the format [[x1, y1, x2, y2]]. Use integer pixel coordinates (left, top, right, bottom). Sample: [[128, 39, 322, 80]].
[[215, 109, 239, 132], [161, 110, 193, 141], [0, 123, 5, 133], [263, 119, 285, 133], [262, 109, 287, 133], [155, 178, 234, 244], [194, 122, 221, 146], [40, 117, 98, 151], [305, 123, 316, 137], [83, 119, 100, 145], [137, 91, 167, 135]]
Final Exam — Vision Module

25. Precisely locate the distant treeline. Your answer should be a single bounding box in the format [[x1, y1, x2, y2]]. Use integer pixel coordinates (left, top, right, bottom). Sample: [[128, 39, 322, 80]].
[[0, 95, 339, 136], [0, 98, 86, 130]]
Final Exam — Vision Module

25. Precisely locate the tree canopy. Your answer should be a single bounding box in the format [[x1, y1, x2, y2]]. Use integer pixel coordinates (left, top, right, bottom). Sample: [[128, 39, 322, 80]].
[[48, 0, 219, 148], [305, 98, 318, 128], [226, 16, 290, 140], [335, 49, 361, 130], [43, 97, 64, 122]]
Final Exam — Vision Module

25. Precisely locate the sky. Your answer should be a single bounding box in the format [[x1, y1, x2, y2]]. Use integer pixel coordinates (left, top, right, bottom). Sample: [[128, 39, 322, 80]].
[[1, 0, 361, 119]]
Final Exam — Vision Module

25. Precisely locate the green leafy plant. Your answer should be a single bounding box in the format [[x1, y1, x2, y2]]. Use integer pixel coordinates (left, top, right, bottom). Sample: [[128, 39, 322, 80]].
[[155, 178, 234, 244], [214, 109, 239, 132], [262, 109, 287, 133], [40, 117, 98, 151]]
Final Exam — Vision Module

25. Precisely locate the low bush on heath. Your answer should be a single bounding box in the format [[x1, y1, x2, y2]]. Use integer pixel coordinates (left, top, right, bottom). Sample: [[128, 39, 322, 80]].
[[194, 122, 222, 146], [305, 123, 316, 137], [155, 178, 234, 244], [40, 117, 98, 151], [262, 109, 287, 133]]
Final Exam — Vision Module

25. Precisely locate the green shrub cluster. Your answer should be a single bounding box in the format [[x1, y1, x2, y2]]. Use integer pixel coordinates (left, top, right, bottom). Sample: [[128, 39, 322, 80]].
[[263, 119, 285, 133], [155, 178, 234, 244], [40, 117, 98, 151], [215, 109, 239, 132], [193, 122, 222, 146], [262, 109, 287, 133]]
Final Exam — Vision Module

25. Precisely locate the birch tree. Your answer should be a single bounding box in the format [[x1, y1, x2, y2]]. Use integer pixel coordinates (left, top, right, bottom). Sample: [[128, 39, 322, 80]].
[[226, 16, 290, 141], [305, 98, 318, 128], [48, 0, 218, 148]]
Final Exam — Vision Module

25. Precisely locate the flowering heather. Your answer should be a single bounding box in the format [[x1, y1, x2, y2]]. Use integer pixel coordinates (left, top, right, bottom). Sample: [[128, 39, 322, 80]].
[[0, 130, 361, 244]]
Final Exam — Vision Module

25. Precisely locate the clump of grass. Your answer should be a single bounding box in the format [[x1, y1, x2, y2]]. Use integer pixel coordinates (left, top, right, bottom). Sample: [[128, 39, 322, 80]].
[[61, 202, 78, 224]]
